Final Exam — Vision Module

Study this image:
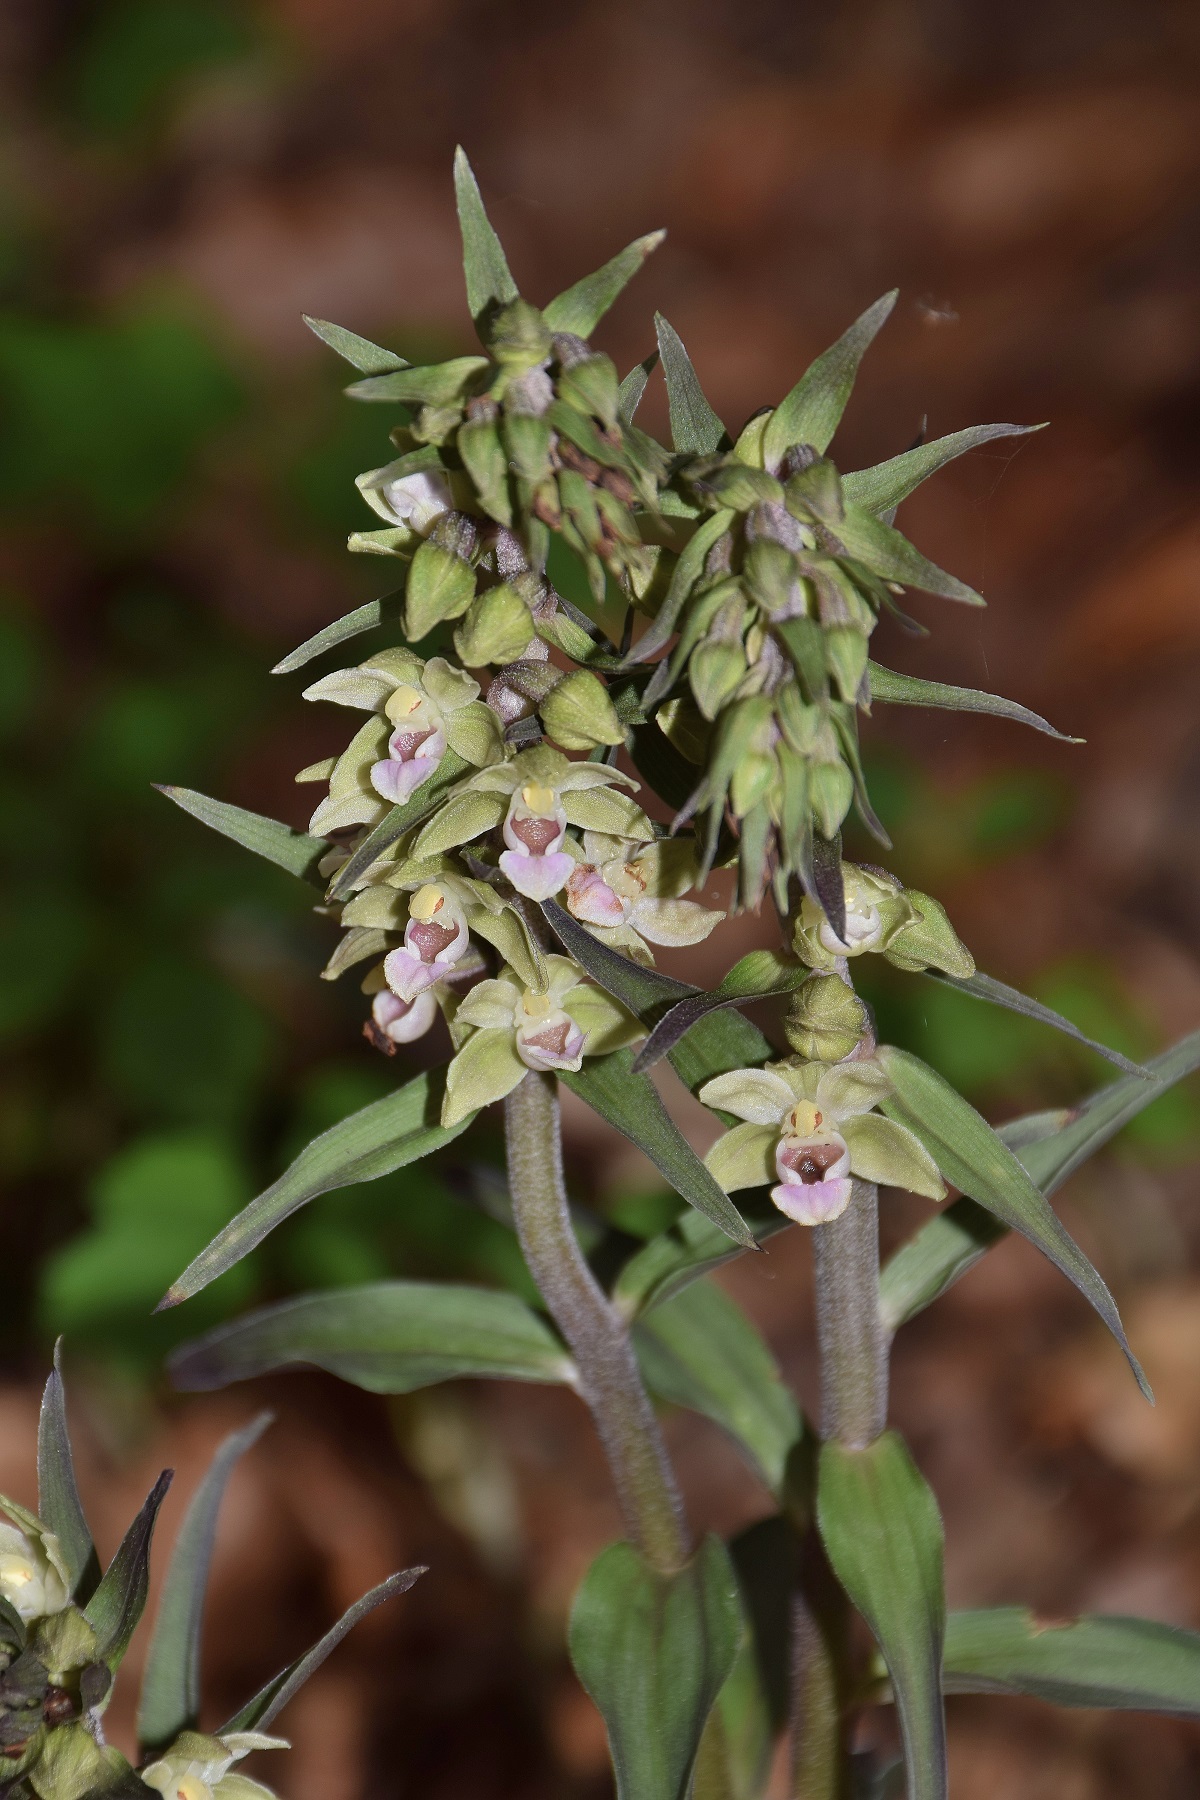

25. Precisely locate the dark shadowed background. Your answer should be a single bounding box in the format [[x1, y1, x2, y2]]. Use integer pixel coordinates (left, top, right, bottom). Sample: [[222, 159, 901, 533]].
[[1, 1, 1199, 1793]]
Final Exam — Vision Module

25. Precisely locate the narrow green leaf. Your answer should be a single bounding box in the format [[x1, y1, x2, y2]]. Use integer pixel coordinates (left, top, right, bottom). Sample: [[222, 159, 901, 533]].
[[667, 1009, 774, 1097], [613, 1200, 786, 1321], [543, 232, 666, 337], [156, 787, 326, 883], [843, 423, 1043, 517], [924, 971, 1148, 1077], [453, 146, 519, 326], [634, 955, 807, 1074], [867, 661, 1079, 742], [762, 292, 897, 468], [221, 1569, 425, 1733], [328, 748, 471, 899], [37, 1342, 99, 1604], [569, 1535, 743, 1800], [271, 591, 405, 675], [941, 1607, 1200, 1715], [817, 1432, 946, 1800], [878, 1202, 1008, 1336], [158, 1070, 470, 1309], [618, 352, 658, 425], [561, 1051, 756, 1248], [170, 1282, 572, 1394], [137, 1413, 273, 1752], [634, 1279, 801, 1492], [301, 316, 408, 375], [834, 507, 984, 605], [84, 1471, 174, 1671], [654, 314, 728, 455], [877, 1047, 1149, 1396], [542, 898, 696, 1018], [346, 355, 489, 404]]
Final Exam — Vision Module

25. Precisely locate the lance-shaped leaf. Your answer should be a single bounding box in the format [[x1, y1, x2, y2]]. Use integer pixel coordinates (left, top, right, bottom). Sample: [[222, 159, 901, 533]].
[[221, 1569, 426, 1733], [159, 1070, 470, 1309], [561, 1050, 756, 1248], [877, 1046, 1150, 1397], [543, 231, 666, 337], [762, 292, 897, 469], [37, 1342, 99, 1604], [626, 508, 734, 668], [866, 661, 1079, 742], [923, 971, 1148, 1078], [170, 1282, 573, 1394], [569, 1535, 743, 1800], [302, 315, 408, 375], [454, 145, 519, 327], [843, 422, 1043, 517], [346, 355, 489, 405], [811, 829, 846, 944], [654, 314, 728, 455], [834, 507, 984, 605], [137, 1413, 273, 1752], [271, 590, 405, 675], [941, 1607, 1200, 1714], [817, 1432, 947, 1800], [85, 1471, 174, 1671], [634, 1279, 801, 1493], [618, 352, 658, 425], [614, 1197, 787, 1321], [328, 749, 472, 899], [156, 788, 326, 884], [633, 952, 808, 1074]]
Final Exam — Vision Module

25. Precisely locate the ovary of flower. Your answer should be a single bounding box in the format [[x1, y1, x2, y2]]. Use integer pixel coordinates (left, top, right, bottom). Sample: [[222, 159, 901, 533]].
[[514, 986, 586, 1071], [370, 682, 449, 804], [383, 884, 470, 1002], [0, 1520, 69, 1622], [379, 468, 454, 533], [499, 781, 574, 900]]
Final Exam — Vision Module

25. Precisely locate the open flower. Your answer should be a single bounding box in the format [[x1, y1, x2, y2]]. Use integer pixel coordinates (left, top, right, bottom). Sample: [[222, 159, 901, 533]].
[[383, 882, 472, 1002], [357, 461, 457, 534], [565, 832, 723, 959], [141, 1730, 287, 1800], [0, 1498, 70, 1623], [792, 862, 974, 978], [441, 956, 641, 1126], [700, 1058, 944, 1225]]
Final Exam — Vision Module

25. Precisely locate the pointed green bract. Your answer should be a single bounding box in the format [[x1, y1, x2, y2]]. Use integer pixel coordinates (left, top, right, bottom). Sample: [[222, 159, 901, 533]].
[[867, 661, 1079, 740], [569, 1536, 743, 1800], [158, 1070, 471, 1309], [834, 506, 984, 605], [655, 314, 728, 455], [453, 146, 519, 327], [618, 352, 658, 424], [84, 1471, 173, 1671], [302, 315, 408, 375], [817, 1432, 947, 1800], [137, 1413, 273, 1752], [157, 787, 327, 883], [37, 1343, 99, 1604], [941, 1608, 1200, 1714], [544, 231, 666, 337], [632, 953, 807, 1073], [346, 355, 488, 404], [925, 971, 1148, 1077], [272, 591, 405, 674], [762, 292, 897, 468], [844, 422, 1043, 516]]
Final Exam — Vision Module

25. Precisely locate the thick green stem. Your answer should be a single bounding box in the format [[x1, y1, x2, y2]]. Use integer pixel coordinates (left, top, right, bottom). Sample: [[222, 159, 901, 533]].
[[504, 1070, 689, 1572], [811, 1180, 887, 1449]]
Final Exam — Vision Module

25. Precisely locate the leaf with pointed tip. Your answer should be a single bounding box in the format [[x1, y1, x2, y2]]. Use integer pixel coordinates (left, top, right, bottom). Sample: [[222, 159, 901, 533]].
[[922, 971, 1147, 1077], [835, 507, 984, 605], [654, 314, 728, 455], [940, 1607, 1200, 1714], [302, 316, 408, 375], [562, 1050, 756, 1248], [624, 508, 735, 667], [634, 1279, 801, 1492], [844, 422, 1043, 516], [271, 591, 405, 675], [328, 748, 472, 899], [867, 662, 1078, 741], [811, 831, 845, 943], [544, 232, 666, 337], [137, 1414, 273, 1752], [569, 1535, 743, 1800], [453, 146, 519, 327], [84, 1472, 174, 1670], [633, 954, 807, 1074], [170, 1282, 572, 1394], [762, 293, 897, 468], [158, 1070, 469, 1309], [614, 1197, 787, 1321], [618, 353, 659, 425], [818, 1432, 946, 1800], [37, 1343, 99, 1604], [346, 356, 489, 405], [156, 787, 327, 883], [221, 1569, 426, 1733], [877, 1046, 1150, 1396]]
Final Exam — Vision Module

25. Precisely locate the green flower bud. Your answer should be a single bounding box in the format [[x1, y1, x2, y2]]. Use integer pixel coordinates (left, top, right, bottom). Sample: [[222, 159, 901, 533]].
[[784, 456, 844, 524], [657, 695, 709, 763], [824, 625, 870, 703], [743, 537, 804, 617], [487, 298, 553, 367], [884, 889, 975, 978], [689, 461, 784, 512], [403, 539, 477, 641], [503, 412, 554, 484], [541, 670, 625, 751], [784, 974, 870, 1062], [556, 353, 620, 430], [411, 401, 463, 446], [453, 583, 533, 666], [689, 638, 747, 721], [810, 758, 853, 839], [775, 682, 821, 754], [457, 416, 512, 526]]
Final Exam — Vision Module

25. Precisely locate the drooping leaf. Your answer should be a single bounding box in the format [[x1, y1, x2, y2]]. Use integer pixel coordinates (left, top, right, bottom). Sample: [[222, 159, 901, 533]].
[[866, 662, 1079, 742], [924, 971, 1147, 1077], [562, 1051, 756, 1248], [327, 748, 472, 899], [877, 1047, 1149, 1396], [543, 232, 666, 337], [762, 292, 897, 468], [301, 316, 408, 375], [156, 787, 326, 883], [170, 1282, 572, 1394], [221, 1569, 426, 1733], [654, 314, 728, 455], [569, 1535, 743, 1800], [137, 1413, 273, 1752], [453, 145, 519, 327], [271, 591, 405, 675], [158, 1070, 470, 1309], [817, 1432, 946, 1800], [633, 953, 807, 1074], [940, 1607, 1200, 1715], [634, 1279, 801, 1492], [37, 1342, 99, 1605], [613, 1197, 787, 1321], [843, 422, 1043, 517], [618, 352, 659, 425], [84, 1471, 174, 1671]]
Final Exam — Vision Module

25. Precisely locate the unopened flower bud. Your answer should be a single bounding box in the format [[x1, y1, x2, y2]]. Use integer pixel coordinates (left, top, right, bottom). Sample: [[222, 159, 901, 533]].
[[824, 625, 870, 703], [556, 354, 620, 431], [403, 539, 477, 641], [454, 583, 534, 666], [743, 537, 805, 617], [689, 639, 747, 721], [884, 890, 975, 978], [810, 758, 854, 839], [540, 670, 625, 752], [785, 975, 869, 1061], [488, 298, 553, 368]]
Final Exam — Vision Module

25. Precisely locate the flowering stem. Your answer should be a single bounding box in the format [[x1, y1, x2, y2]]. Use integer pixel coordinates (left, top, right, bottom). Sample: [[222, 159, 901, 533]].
[[504, 1070, 689, 1572], [811, 1180, 887, 1449]]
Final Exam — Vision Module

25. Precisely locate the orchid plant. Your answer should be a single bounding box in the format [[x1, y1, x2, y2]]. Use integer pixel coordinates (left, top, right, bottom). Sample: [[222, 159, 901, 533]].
[[153, 152, 1200, 1798]]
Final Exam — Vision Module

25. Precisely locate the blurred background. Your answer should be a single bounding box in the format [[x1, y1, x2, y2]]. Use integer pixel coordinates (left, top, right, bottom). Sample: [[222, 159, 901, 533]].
[[1, 0, 1199, 1793]]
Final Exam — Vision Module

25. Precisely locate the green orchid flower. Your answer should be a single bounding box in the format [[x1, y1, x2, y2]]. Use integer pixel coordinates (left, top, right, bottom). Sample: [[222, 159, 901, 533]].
[[0, 1499, 70, 1626], [141, 1729, 287, 1800], [563, 831, 723, 961], [791, 862, 974, 978]]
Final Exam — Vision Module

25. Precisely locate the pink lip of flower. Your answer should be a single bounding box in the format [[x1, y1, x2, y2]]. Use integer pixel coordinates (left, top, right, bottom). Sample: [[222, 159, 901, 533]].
[[384, 906, 470, 1001], [370, 724, 447, 803], [565, 865, 630, 929], [372, 987, 439, 1044], [770, 1132, 853, 1224], [516, 1013, 587, 1071], [498, 849, 576, 900]]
